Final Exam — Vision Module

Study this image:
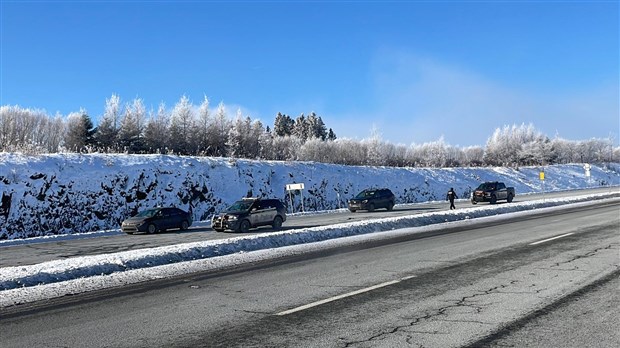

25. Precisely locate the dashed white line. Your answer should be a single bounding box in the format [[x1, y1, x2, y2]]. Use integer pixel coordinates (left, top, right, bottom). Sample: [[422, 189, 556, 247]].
[[529, 233, 574, 246], [276, 276, 415, 316]]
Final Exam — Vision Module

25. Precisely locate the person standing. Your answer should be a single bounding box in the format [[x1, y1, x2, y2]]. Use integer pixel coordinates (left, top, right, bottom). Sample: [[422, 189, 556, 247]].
[[446, 187, 458, 210]]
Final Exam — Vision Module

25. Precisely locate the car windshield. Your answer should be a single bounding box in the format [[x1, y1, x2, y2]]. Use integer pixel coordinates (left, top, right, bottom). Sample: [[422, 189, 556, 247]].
[[355, 190, 376, 199], [135, 209, 158, 218], [226, 200, 254, 212], [477, 183, 496, 191]]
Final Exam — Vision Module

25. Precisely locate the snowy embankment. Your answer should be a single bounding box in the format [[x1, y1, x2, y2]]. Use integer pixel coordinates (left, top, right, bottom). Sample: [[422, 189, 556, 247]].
[[1, 153, 619, 240], [1, 191, 617, 308]]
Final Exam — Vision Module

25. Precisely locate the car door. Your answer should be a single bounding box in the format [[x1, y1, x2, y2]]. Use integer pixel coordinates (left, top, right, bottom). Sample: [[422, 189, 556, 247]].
[[378, 190, 388, 208], [249, 201, 263, 226], [160, 208, 174, 229], [496, 183, 507, 200]]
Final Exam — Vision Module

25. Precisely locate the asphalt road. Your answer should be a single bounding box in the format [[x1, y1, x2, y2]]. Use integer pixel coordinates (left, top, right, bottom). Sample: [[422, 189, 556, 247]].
[[0, 187, 616, 268], [2, 199, 618, 348]]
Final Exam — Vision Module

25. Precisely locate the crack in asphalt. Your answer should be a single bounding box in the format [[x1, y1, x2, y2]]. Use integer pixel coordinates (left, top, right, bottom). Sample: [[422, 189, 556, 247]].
[[340, 243, 618, 347], [341, 283, 515, 347]]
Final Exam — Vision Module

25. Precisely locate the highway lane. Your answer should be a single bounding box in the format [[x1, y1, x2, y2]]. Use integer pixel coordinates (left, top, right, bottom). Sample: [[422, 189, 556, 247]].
[[469, 271, 620, 348], [2, 200, 618, 347], [0, 186, 616, 268]]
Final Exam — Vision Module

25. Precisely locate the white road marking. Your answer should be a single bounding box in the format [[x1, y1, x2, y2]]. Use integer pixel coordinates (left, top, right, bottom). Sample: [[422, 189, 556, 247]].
[[276, 276, 415, 316], [529, 233, 574, 246]]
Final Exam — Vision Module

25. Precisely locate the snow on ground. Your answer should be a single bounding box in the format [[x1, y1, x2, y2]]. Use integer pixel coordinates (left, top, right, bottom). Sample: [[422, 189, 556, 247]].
[[2, 153, 619, 239], [1, 192, 617, 308]]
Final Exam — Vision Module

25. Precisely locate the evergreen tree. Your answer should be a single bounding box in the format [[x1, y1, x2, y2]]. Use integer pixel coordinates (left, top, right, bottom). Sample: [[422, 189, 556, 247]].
[[293, 114, 308, 141], [206, 102, 230, 157], [273, 112, 294, 137], [327, 128, 337, 141], [94, 94, 121, 152], [65, 109, 95, 152], [143, 103, 170, 153], [306, 112, 327, 140], [118, 98, 146, 153]]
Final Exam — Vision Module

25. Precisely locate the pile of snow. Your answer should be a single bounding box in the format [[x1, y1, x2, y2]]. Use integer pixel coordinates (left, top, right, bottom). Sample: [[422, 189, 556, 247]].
[[1, 191, 617, 307], [1, 152, 619, 239]]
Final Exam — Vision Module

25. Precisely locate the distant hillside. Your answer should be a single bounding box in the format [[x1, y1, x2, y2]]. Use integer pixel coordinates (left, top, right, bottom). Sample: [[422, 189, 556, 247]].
[[1, 153, 618, 240]]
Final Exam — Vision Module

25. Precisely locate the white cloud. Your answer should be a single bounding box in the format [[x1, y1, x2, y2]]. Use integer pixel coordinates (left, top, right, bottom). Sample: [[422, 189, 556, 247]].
[[331, 49, 619, 147]]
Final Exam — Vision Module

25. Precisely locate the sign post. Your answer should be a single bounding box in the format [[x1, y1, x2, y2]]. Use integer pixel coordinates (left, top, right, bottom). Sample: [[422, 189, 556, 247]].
[[285, 183, 305, 213], [539, 169, 545, 201], [584, 163, 591, 186]]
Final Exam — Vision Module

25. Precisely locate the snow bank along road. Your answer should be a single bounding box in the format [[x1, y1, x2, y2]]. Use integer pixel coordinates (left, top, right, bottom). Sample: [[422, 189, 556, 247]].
[[1, 196, 618, 347], [0, 187, 617, 309]]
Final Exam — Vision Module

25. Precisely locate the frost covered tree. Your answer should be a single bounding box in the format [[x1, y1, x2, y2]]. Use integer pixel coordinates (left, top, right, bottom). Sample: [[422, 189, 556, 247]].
[[247, 119, 265, 159], [227, 110, 249, 158], [42, 113, 66, 153], [327, 128, 337, 141], [143, 103, 170, 153], [306, 112, 327, 140], [270, 135, 302, 161], [273, 112, 294, 137], [195, 96, 211, 155], [118, 98, 147, 153], [204, 102, 230, 157], [484, 123, 543, 166], [258, 128, 274, 159], [364, 126, 384, 166], [94, 94, 122, 152], [462, 146, 485, 166], [293, 114, 309, 142], [168, 95, 195, 155], [65, 109, 95, 152]]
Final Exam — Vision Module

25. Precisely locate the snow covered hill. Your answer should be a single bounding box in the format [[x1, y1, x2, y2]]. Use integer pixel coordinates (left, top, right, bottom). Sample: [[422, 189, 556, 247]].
[[1, 153, 619, 240]]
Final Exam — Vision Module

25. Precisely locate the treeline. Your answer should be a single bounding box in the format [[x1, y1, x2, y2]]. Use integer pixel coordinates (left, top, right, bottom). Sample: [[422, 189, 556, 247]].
[[1, 95, 618, 167]]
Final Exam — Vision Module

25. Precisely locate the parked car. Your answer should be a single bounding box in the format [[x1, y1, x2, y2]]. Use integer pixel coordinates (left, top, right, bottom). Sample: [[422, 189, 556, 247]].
[[121, 207, 192, 234], [471, 181, 515, 204], [348, 188, 395, 212], [211, 197, 287, 233]]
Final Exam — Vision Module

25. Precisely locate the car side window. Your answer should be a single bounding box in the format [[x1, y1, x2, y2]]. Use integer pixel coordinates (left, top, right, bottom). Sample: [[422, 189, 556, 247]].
[[498, 183, 506, 189], [252, 202, 261, 211]]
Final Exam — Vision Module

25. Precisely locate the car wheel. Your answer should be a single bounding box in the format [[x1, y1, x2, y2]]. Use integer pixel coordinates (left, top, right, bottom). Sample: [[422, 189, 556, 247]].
[[214, 228, 225, 232], [272, 216, 283, 230], [238, 220, 251, 233], [387, 202, 394, 211], [507, 194, 513, 203], [490, 195, 497, 204], [349, 209, 356, 213], [125, 232, 134, 235], [368, 203, 375, 212], [147, 224, 157, 234], [180, 220, 189, 230], [471, 199, 477, 205]]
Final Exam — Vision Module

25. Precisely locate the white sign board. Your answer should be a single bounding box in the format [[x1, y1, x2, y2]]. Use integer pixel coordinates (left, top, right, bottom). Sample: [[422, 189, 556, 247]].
[[285, 183, 305, 213], [286, 183, 305, 191], [584, 163, 591, 177]]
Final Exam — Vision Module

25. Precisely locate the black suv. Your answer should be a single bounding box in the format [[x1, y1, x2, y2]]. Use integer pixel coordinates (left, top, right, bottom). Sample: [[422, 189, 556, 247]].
[[211, 198, 287, 233], [348, 188, 395, 212]]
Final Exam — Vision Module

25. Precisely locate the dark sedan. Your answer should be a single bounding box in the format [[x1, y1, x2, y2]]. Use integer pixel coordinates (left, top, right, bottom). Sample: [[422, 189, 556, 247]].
[[121, 207, 192, 234]]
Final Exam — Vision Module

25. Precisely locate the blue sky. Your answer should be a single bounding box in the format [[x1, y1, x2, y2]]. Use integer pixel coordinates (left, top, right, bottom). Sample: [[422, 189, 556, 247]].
[[2, 0, 618, 146]]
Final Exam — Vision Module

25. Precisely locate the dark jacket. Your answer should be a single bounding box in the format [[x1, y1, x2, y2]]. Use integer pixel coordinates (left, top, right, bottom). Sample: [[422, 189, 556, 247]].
[[446, 190, 458, 201]]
